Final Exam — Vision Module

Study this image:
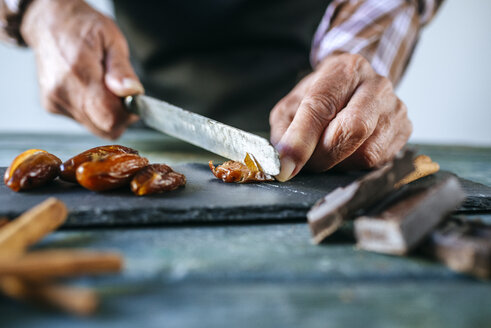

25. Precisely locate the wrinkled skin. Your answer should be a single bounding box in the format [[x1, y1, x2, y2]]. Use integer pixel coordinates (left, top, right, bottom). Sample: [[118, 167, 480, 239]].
[[270, 53, 412, 181], [21, 0, 411, 179], [21, 0, 144, 139]]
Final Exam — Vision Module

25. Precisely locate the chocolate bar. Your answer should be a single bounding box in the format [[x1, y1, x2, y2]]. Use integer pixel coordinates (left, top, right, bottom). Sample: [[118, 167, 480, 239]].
[[424, 217, 491, 279], [354, 176, 465, 255], [307, 149, 414, 244]]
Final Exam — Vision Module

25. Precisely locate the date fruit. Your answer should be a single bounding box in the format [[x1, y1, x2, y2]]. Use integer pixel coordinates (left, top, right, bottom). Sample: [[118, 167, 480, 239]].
[[4, 149, 62, 192], [209, 153, 273, 183], [60, 145, 139, 182], [130, 164, 186, 196], [76, 153, 149, 192]]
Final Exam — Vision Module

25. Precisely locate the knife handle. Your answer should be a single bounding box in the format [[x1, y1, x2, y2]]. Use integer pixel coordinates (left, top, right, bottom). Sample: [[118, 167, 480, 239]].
[[123, 95, 139, 115]]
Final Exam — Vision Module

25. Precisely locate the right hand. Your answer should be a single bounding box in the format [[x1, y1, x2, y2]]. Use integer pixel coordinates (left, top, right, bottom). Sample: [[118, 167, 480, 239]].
[[21, 0, 143, 139], [270, 53, 412, 181]]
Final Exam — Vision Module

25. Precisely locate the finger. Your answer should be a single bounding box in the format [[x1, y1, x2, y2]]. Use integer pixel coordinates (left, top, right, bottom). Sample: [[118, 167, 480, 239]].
[[83, 83, 133, 137], [270, 75, 313, 146], [337, 100, 412, 170], [103, 26, 144, 97], [306, 75, 397, 172], [269, 97, 299, 146], [38, 79, 113, 137], [45, 95, 117, 139], [42, 66, 130, 139], [78, 23, 139, 136], [275, 55, 373, 181], [41, 92, 75, 120], [69, 100, 126, 140], [48, 103, 74, 120]]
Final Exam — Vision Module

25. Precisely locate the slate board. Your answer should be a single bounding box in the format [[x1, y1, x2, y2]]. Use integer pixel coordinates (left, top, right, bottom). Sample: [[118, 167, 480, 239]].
[[0, 165, 489, 227]]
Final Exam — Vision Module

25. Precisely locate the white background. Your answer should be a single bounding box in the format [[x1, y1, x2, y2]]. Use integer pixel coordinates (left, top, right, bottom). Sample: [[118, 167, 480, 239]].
[[1, 0, 490, 146]]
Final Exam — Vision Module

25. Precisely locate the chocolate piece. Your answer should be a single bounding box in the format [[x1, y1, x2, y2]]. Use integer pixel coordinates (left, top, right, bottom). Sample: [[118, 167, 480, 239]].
[[423, 217, 491, 279], [307, 149, 414, 244], [395, 154, 440, 188], [354, 176, 465, 255]]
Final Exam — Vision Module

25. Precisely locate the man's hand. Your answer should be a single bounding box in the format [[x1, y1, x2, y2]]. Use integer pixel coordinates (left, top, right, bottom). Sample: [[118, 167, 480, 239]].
[[270, 53, 412, 181], [20, 0, 143, 139]]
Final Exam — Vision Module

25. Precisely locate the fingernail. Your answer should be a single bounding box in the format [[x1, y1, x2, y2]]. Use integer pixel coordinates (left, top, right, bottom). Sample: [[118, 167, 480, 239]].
[[275, 156, 296, 182], [122, 78, 144, 94]]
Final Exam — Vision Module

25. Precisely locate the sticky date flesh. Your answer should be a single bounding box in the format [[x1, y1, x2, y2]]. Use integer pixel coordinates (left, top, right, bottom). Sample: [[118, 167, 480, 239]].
[[5, 146, 186, 195], [131, 164, 186, 196], [60, 145, 139, 182], [4, 149, 62, 192], [209, 154, 273, 183], [76, 153, 149, 191]]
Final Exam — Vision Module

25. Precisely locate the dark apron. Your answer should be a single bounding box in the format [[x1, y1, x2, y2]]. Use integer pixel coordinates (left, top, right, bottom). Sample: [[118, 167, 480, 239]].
[[113, 0, 330, 132]]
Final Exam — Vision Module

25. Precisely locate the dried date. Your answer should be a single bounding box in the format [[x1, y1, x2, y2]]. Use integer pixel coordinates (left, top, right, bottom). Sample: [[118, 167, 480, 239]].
[[60, 145, 139, 182], [209, 153, 273, 183], [130, 164, 186, 196], [76, 153, 149, 191], [4, 149, 62, 192]]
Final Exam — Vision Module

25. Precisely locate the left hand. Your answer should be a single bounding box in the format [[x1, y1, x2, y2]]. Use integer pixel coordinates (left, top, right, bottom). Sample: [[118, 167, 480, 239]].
[[270, 53, 412, 182], [21, 0, 143, 139]]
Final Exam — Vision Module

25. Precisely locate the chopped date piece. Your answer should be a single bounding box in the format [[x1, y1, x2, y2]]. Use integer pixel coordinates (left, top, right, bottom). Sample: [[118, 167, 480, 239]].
[[4, 149, 61, 192], [60, 145, 139, 182], [209, 153, 273, 183], [76, 153, 149, 192], [130, 164, 186, 196]]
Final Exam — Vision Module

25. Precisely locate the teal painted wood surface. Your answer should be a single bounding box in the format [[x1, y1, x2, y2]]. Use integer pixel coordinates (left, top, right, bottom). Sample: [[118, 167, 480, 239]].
[[0, 132, 490, 328]]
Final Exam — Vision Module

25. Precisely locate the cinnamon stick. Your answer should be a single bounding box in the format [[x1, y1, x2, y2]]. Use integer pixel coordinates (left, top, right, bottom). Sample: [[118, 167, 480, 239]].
[[0, 250, 123, 279], [0, 276, 98, 316], [0, 198, 67, 259], [0, 218, 9, 229]]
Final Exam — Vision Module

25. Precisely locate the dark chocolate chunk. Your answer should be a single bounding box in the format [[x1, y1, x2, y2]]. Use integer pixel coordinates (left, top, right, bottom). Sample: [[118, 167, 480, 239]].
[[423, 217, 491, 279], [354, 176, 465, 255], [307, 149, 415, 244]]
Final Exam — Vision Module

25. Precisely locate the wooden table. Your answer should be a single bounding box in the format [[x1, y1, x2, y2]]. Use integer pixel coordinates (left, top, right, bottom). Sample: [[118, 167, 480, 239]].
[[0, 131, 490, 328]]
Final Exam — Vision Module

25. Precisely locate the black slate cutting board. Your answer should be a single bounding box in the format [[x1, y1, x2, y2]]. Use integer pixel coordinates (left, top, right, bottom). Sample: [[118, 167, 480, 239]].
[[0, 165, 489, 227]]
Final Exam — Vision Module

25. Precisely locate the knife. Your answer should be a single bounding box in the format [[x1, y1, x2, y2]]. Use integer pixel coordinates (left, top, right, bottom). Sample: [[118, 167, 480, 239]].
[[124, 95, 281, 176]]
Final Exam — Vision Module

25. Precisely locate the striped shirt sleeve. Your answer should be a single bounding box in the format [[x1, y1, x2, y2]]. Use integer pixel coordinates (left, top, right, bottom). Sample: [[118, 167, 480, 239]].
[[311, 0, 444, 85]]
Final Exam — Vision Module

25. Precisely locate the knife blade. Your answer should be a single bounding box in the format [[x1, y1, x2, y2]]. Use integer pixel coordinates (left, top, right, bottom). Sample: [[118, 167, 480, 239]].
[[125, 95, 281, 176]]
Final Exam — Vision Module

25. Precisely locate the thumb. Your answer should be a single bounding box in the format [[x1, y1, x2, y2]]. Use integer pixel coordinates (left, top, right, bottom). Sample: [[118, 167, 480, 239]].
[[274, 54, 374, 182], [104, 35, 144, 97], [274, 93, 339, 182]]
